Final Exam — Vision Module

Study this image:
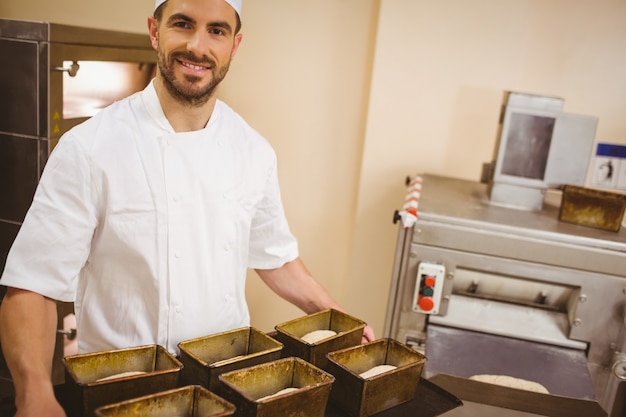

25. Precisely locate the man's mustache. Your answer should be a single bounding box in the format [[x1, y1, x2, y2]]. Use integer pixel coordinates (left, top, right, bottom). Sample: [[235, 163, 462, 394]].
[[171, 51, 215, 67]]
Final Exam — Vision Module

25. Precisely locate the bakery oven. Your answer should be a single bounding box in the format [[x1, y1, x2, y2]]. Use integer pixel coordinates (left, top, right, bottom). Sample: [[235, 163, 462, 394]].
[[0, 18, 156, 398], [384, 174, 626, 416]]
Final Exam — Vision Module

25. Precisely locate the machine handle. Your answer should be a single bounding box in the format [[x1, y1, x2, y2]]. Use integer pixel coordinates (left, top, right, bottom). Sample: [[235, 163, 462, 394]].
[[613, 311, 626, 380], [612, 353, 626, 380], [58, 328, 77, 340], [52, 61, 80, 77]]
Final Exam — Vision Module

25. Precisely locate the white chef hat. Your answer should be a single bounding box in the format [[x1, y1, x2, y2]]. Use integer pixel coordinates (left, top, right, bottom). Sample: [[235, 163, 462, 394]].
[[154, 0, 242, 17]]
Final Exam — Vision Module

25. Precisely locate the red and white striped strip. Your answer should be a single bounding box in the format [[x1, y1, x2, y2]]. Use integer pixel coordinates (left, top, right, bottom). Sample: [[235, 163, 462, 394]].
[[399, 174, 423, 228]]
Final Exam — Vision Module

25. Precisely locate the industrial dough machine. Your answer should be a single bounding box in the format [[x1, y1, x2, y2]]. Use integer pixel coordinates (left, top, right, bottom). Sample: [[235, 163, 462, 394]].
[[384, 174, 626, 417]]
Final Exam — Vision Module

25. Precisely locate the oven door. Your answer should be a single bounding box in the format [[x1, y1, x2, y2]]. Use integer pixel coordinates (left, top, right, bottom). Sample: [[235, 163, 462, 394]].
[[49, 43, 156, 149]]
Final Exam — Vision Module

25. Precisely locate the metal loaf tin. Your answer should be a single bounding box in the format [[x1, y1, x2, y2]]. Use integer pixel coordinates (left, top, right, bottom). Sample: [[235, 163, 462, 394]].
[[94, 385, 236, 417], [325, 338, 426, 417], [559, 185, 626, 232], [178, 327, 283, 393], [218, 357, 335, 417], [62, 344, 182, 417], [273, 309, 366, 370]]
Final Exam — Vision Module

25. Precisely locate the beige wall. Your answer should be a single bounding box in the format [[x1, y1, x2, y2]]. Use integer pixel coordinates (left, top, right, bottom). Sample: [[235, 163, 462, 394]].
[[0, 0, 153, 33], [2, 1, 625, 336], [219, 0, 380, 331]]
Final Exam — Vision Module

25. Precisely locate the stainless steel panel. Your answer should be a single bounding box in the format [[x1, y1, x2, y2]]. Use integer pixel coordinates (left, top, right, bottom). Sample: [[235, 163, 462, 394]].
[[424, 325, 594, 399], [413, 175, 626, 255]]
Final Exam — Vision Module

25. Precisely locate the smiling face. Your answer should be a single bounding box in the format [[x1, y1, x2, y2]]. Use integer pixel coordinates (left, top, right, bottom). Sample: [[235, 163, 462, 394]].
[[148, 0, 242, 107]]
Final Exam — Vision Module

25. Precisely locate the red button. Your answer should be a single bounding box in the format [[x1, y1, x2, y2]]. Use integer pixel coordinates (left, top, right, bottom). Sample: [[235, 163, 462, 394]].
[[424, 276, 436, 287], [418, 296, 435, 311]]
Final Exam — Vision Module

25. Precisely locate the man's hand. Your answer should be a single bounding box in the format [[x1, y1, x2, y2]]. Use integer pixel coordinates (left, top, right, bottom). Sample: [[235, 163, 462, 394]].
[[0, 288, 64, 417], [13, 377, 66, 417], [362, 325, 376, 344], [15, 394, 66, 417]]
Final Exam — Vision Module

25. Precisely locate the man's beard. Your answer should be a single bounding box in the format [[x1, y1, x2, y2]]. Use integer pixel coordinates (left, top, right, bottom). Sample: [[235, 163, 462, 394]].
[[157, 47, 230, 107]]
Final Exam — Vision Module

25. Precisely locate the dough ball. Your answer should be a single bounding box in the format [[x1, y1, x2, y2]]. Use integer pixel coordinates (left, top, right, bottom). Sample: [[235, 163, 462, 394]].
[[258, 387, 299, 401], [469, 374, 549, 394], [359, 364, 397, 379], [96, 371, 146, 382], [301, 329, 337, 344], [211, 355, 244, 366]]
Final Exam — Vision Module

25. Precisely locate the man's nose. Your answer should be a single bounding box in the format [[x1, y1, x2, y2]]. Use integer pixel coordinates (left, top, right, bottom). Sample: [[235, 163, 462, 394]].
[[186, 30, 210, 55]]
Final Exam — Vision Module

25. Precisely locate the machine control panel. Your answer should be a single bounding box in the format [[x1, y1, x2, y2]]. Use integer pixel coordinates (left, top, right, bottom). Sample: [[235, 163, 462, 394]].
[[412, 262, 445, 314]]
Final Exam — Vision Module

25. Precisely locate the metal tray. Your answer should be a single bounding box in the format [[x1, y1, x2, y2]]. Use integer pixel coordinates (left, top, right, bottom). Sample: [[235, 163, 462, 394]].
[[273, 309, 366, 370], [62, 344, 182, 417], [430, 374, 607, 417], [218, 357, 335, 417], [326, 338, 426, 417], [559, 185, 626, 232], [178, 327, 283, 394], [93, 385, 235, 417]]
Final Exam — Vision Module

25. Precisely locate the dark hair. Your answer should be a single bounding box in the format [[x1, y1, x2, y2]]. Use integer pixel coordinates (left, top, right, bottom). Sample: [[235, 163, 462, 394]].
[[154, 2, 242, 34]]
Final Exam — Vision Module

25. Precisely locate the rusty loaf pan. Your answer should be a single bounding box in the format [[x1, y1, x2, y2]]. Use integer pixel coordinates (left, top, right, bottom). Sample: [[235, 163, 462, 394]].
[[559, 185, 626, 232], [218, 356, 335, 417], [273, 309, 366, 370], [93, 385, 236, 417], [63, 344, 182, 417], [325, 338, 426, 417], [178, 327, 283, 393]]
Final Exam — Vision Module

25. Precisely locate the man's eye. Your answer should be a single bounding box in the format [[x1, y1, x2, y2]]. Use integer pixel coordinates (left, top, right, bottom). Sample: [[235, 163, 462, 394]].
[[173, 21, 191, 29], [209, 28, 225, 36]]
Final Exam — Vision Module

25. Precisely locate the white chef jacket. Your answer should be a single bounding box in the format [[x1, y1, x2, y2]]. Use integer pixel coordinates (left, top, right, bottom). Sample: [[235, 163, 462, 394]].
[[0, 81, 299, 354]]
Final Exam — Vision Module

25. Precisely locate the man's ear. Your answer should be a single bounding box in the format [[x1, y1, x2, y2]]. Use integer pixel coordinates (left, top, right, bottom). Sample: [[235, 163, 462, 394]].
[[148, 16, 159, 50], [231, 33, 243, 60]]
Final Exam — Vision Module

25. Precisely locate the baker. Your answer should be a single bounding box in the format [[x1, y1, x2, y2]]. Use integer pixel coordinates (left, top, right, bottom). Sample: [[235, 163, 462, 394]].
[[0, 1, 375, 415]]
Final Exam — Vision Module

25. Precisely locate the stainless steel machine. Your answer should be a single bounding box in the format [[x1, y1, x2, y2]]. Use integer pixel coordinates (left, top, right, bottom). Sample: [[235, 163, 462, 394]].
[[384, 174, 626, 417], [0, 18, 156, 404]]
